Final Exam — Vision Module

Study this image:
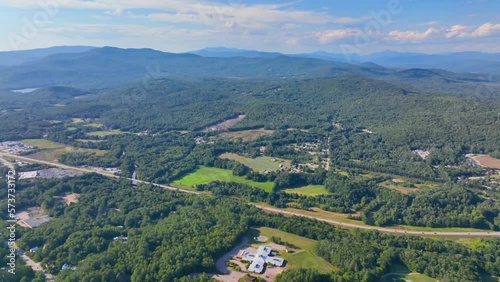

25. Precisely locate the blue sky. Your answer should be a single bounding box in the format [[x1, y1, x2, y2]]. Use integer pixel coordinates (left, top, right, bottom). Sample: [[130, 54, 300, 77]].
[[1, 0, 499, 53]]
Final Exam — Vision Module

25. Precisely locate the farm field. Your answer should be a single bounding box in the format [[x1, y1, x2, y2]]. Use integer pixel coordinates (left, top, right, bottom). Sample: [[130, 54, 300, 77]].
[[220, 153, 291, 172], [219, 128, 275, 141], [172, 166, 275, 192], [284, 185, 329, 196], [249, 227, 336, 273]]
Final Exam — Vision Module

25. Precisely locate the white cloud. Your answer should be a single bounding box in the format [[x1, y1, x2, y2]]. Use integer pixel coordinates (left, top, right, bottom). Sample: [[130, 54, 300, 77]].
[[316, 29, 361, 44], [388, 27, 441, 41], [417, 20, 440, 27], [446, 25, 471, 38], [105, 8, 124, 16], [471, 22, 500, 37]]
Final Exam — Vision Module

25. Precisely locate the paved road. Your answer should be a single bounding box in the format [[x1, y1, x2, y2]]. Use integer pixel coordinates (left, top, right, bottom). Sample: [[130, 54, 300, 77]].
[[1, 240, 55, 282], [255, 205, 500, 237], [2, 151, 500, 238], [0, 155, 15, 170]]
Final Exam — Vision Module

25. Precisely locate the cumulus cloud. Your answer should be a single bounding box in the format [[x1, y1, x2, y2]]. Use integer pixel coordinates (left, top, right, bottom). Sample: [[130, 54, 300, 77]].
[[417, 21, 440, 27], [446, 25, 471, 38], [316, 29, 361, 44], [388, 27, 441, 41], [471, 22, 500, 37]]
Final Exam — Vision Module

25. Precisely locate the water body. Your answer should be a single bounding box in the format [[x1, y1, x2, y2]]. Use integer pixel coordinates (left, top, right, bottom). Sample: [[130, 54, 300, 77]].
[[11, 88, 39, 93]]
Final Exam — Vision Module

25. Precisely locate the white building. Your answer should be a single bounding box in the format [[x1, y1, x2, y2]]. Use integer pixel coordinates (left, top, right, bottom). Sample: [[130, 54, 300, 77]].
[[19, 171, 38, 180], [239, 246, 285, 274]]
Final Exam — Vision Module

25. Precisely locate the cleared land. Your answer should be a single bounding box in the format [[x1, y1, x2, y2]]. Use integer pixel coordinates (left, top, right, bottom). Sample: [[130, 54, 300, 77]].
[[87, 130, 126, 137], [82, 123, 104, 128], [76, 139, 106, 143], [283, 185, 329, 196], [204, 115, 246, 132], [220, 153, 291, 172], [381, 273, 437, 282], [22, 139, 65, 150], [219, 129, 275, 141], [250, 227, 336, 273], [469, 155, 500, 169], [22, 139, 107, 161], [172, 166, 275, 192], [380, 264, 438, 282], [379, 178, 438, 194]]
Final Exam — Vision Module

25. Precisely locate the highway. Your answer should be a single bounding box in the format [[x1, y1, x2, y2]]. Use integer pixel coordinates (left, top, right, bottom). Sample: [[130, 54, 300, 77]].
[[2, 151, 500, 238]]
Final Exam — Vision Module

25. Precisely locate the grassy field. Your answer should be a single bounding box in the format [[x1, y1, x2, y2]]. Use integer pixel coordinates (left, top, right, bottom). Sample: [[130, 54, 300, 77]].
[[394, 224, 488, 233], [379, 177, 439, 194], [172, 166, 275, 192], [220, 153, 291, 172], [380, 264, 437, 282], [82, 123, 103, 128], [381, 273, 438, 282], [71, 118, 84, 124], [76, 139, 106, 143], [250, 227, 336, 273], [87, 130, 126, 137], [284, 185, 330, 196], [22, 139, 107, 161], [22, 139, 65, 149], [219, 129, 275, 141]]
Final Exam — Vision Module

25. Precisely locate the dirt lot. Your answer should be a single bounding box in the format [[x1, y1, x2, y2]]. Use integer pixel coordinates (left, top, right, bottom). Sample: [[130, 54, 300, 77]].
[[469, 155, 500, 169], [475, 155, 500, 169], [55, 193, 80, 205]]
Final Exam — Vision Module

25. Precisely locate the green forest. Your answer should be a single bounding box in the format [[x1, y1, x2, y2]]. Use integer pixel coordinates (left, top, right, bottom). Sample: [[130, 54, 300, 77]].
[[0, 174, 498, 282], [0, 51, 499, 282]]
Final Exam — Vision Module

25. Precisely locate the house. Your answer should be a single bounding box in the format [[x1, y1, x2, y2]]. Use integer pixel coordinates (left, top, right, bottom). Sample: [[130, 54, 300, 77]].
[[240, 246, 285, 274], [29, 247, 39, 252]]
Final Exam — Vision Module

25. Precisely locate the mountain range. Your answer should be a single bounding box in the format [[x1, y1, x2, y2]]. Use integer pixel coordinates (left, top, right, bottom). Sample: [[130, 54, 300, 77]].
[[0, 46, 498, 98]]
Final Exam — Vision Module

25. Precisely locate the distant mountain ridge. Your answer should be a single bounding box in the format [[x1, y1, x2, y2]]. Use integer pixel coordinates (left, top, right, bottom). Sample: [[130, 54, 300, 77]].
[[0, 46, 498, 99], [191, 47, 500, 75], [0, 46, 95, 66]]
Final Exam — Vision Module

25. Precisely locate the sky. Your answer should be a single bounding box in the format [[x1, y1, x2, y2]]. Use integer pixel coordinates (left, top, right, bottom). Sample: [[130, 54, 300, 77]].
[[1, 0, 499, 54]]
